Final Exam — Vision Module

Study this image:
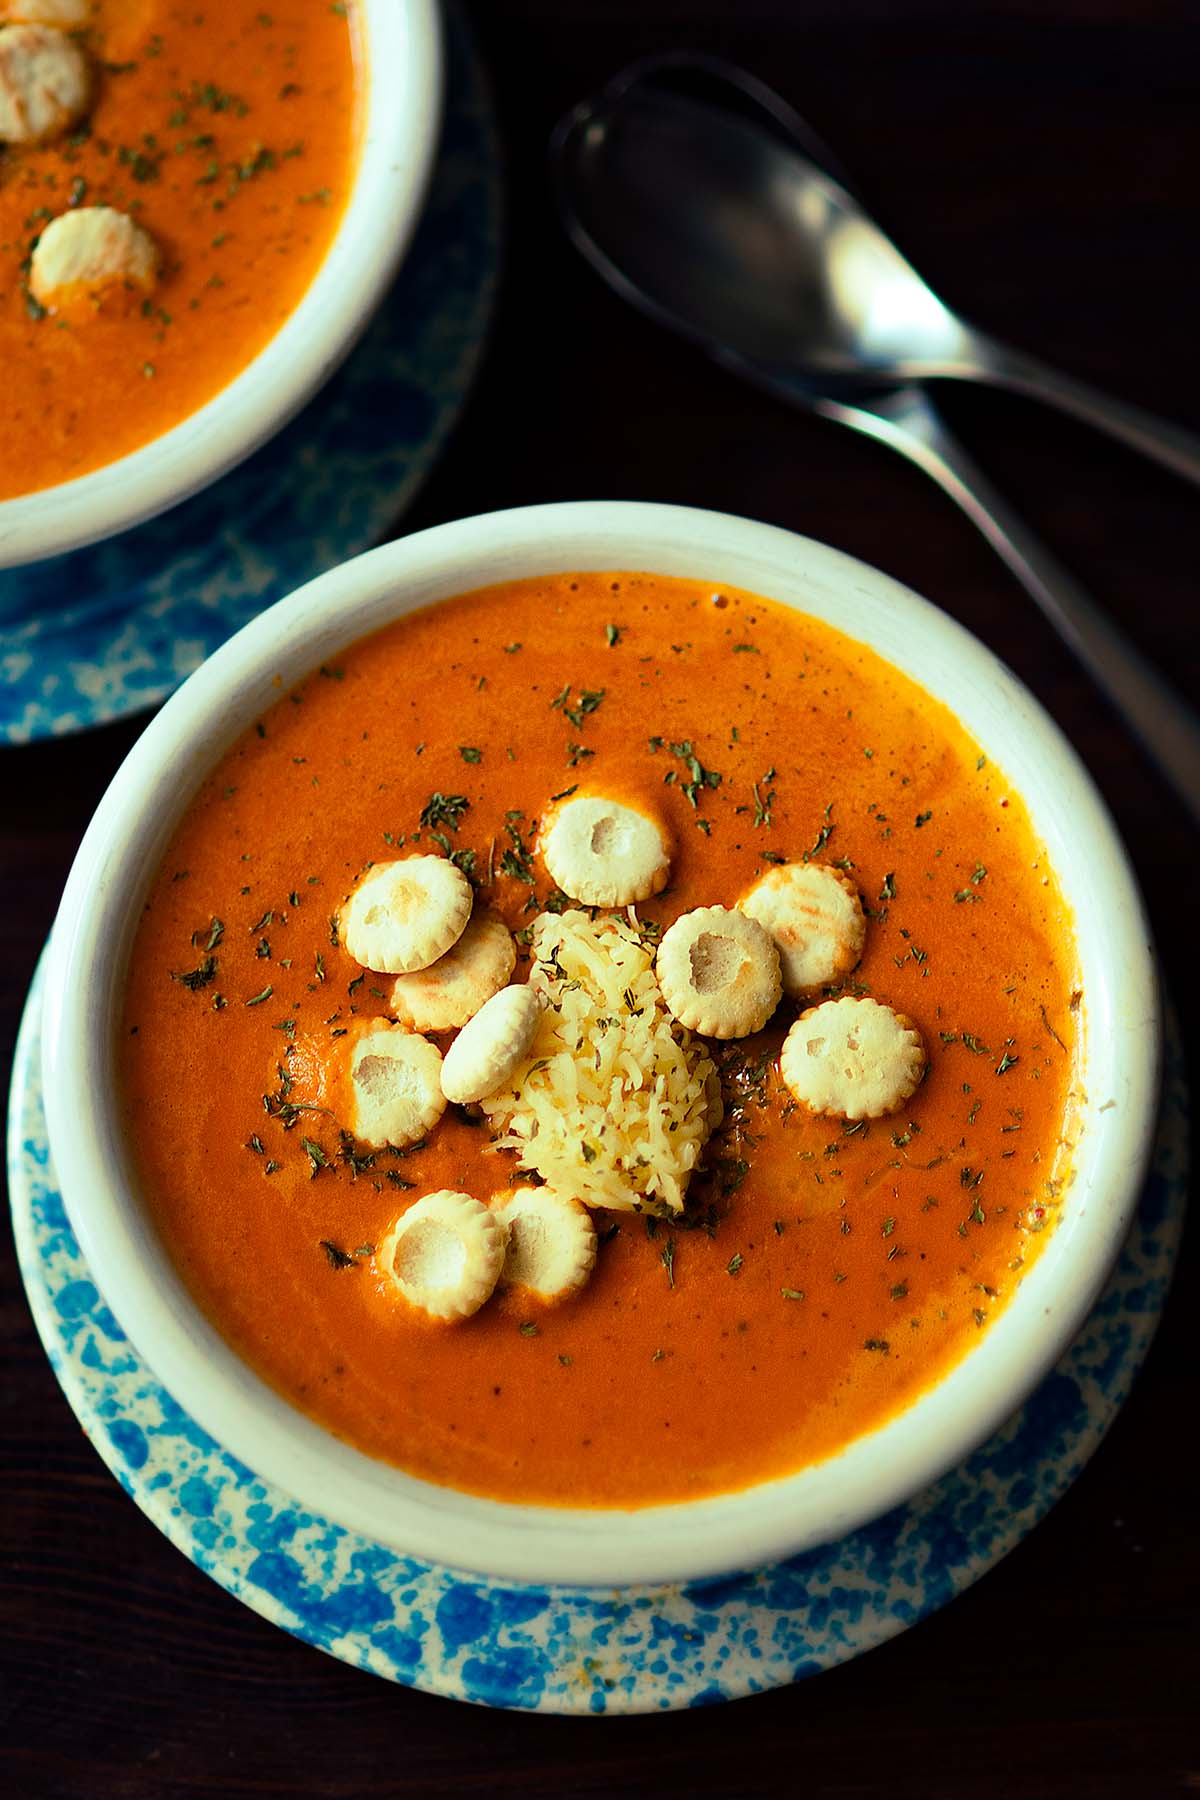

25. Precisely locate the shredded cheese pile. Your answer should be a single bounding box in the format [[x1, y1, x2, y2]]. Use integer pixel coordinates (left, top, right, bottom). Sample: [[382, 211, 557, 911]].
[[479, 909, 719, 1215]]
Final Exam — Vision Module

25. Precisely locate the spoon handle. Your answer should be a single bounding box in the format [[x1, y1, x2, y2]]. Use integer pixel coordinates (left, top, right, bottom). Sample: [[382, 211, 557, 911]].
[[971, 341, 1200, 488], [813, 383, 1200, 827]]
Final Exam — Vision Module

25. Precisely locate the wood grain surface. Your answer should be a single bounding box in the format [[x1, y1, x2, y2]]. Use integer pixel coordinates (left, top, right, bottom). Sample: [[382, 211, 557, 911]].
[[2, 2, 1196, 1794]]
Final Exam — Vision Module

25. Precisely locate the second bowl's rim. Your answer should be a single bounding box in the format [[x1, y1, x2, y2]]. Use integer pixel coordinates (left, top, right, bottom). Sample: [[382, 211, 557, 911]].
[[0, 0, 443, 571], [39, 500, 1161, 1587]]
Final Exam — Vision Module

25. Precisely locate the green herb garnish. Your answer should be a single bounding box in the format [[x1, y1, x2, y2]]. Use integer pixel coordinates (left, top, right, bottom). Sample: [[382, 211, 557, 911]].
[[804, 805, 835, 861], [303, 1137, 330, 1176], [664, 740, 721, 808], [420, 793, 470, 831], [171, 956, 216, 991]]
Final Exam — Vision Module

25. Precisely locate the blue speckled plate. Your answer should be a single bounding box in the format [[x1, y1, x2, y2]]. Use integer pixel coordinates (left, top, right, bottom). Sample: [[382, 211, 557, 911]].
[[8, 956, 1186, 1713], [0, 3, 498, 745]]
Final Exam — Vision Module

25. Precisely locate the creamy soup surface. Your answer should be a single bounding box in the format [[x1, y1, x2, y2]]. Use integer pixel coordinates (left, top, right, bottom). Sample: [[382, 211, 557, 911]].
[[0, 0, 358, 498], [119, 573, 1082, 1507]]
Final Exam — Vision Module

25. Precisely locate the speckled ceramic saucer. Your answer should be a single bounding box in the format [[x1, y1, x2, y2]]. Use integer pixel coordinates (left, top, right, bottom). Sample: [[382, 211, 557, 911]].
[[0, 3, 498, 745], [8, 957, 1186, 1714]]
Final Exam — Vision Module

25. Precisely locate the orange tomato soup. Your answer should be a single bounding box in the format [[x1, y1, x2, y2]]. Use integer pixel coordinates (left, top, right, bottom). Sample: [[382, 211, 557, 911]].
[[119, 574, 1082, 1507], [1, 1, 358, 498]]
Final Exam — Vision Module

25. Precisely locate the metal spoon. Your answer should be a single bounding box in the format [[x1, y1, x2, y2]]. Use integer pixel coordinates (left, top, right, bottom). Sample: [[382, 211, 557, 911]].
[[553, 54, 1200, 486], [552, 55, 1200, 826]]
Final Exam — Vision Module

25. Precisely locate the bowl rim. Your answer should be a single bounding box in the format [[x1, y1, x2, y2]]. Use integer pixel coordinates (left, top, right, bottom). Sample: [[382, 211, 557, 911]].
[[0, 0, 443, 571], [40, 500, 1161, 1587]]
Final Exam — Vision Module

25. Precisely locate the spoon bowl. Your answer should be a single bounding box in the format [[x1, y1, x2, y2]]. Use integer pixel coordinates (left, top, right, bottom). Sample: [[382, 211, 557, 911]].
[[556, 80, 971, 377], [553, 53, 1200, 489]]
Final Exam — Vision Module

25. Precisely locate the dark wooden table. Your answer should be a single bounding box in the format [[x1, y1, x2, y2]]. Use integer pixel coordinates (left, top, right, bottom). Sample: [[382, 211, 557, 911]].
[[4, 3, 1197, 1794]]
